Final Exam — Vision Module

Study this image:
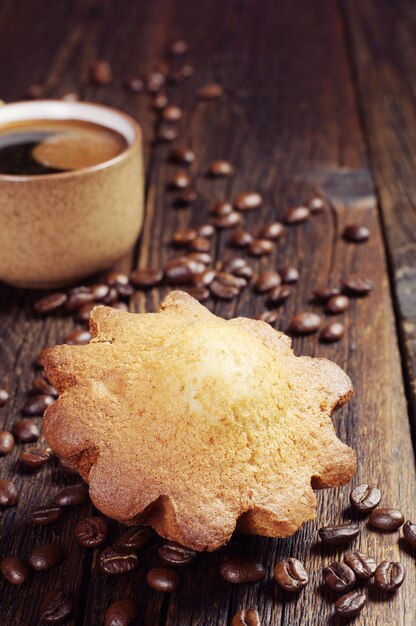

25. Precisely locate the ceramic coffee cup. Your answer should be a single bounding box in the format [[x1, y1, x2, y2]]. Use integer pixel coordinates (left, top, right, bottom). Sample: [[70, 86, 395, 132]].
[[0, 100, 143, 288]]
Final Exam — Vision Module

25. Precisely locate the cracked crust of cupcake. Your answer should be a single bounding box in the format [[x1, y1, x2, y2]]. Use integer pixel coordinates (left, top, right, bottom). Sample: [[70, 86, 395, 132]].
[[42, 290, 356, 551]]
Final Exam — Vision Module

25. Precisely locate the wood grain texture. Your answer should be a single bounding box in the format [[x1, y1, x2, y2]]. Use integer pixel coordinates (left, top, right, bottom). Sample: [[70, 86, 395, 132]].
[[0, 0, 415, 625]]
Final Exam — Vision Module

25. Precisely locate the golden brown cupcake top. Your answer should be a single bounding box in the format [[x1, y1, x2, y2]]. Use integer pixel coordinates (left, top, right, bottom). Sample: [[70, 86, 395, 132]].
[[42, 291, 356, 551]]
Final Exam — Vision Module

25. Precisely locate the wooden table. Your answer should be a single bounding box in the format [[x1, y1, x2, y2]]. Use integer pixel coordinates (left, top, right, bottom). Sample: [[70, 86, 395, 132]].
[[1, 0, 415, 624]]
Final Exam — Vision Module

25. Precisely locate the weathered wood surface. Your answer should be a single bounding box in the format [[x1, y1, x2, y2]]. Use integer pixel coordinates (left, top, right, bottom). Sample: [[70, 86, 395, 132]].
[[0, 1, 415, 625]]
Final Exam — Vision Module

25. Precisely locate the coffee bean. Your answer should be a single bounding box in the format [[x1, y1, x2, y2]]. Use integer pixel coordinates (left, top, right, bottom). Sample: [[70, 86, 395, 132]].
[[235, 192, 263, 211], [170, 171, 191, 190], [161, 105, 182, 122], [210, 279, 240, 300], [90, 283, 111, 301], [169, 64, 194, 83], [375, 561, 405, 591], [350, 483, 381, 513], [25, 83, 44, 99], [0, 480, 19, 507], [290, 312, 321, 335], [75, 516, 108, 548], [197, 83, 223, 99], [163, 257, 205, 285], [284, 206, 310, 224], [0, 388, 9, 405], [213, 211, 242, 229], [40, 590, 73, 623], [221, 257, 248, 274], [403, 520, 416, 549], [341, 274, 373, 296], [267, 285, 291, 305], [1, 556, 30, 585], [309, 197, 325, 212], [124, 77, 144, 93], [231, 609, 262, 626], [279, 265, 299, 283], [76, 302, 95, 322], [0, 431, 14, 455], [60, 91, 79, 102], [24, 394, 54, 415], [54, 484, 88, 507], [196, 224, 215, 238], [58, 458, 77, 474], [274, 558, 308, 592], [115, 526, 152, 550], [325, 294, 349, 315], [216, 271, 246, 289], [116, 282, 134, 299], [30, 504, 63, 525], [255, 271, 282, 293], [32, 377, 58, 397], [258, 222, 284, 240], [193, 270, 216, 288], [182, 286, 210, 301], [102, 287, 119, 305], [335, 590, 367, 619], [318, 523, 360, 546], [174, 188, 198, 205], [344, 551, 376, 579], [170, 146, 195, 165], [343, 224, 370, 243], [256, 310, 279, 325], [28, 544, 64, 571], [153, 93, 169, 112], [63, 329, 92, 345], [105, 599, 138, 626], [13, 418, 40, 442], [249, 239, 274, 256], [129, 269, 163, 288], [170, 39, 188, 55], [212, 201, 233, 216], [99, 546, 139, 575], [369, 508, 404, 531], [320, 322, 345, 343], [158, 541, 197, 566], [229, 228, 253, 247], [322, 561, 355, 592], [208, 160, 235, 177], [190, 236, 211, 252], [147, 71, 165, 92], [219, 558, 266, 584], [106, 273, 130, 287], [146, 567, 180, 592], [34, 292, 67, 314], [313, 287, 341, 303], [173, 228, 197, 245], [20, 447, 51, 468], [90, 60, 112, 85], [157, 126, 179, 142], [187, 252, 212, 265], [232, 264, 254, 279]]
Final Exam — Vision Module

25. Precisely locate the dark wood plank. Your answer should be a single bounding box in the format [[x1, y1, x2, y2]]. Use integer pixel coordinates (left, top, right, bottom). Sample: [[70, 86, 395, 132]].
[[341, 0, 416, 433], [0, 0, 415, 625]]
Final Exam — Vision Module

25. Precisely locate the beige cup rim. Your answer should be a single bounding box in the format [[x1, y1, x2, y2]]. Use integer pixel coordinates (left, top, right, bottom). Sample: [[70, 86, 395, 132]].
[[0, 99, 142, 182]]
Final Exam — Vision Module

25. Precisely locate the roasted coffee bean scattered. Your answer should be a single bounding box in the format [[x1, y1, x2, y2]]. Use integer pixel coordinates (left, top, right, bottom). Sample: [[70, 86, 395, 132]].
[[173, 228, 197, 245], [230, 228, 253, 247], [163, 257, 205, 284], [216, 271, 246, 289], [106, 273, 129, 287], [197, 83, 223, 99], [374, 560, 405, 591], [99, 546, 139, 575], [13, 418, 40, 442], [40, 589, 73, 623], [235, 192, 262, 211], [34, 292, 67, 313], [129, 269, 163, 288], [170, 171, 191, 190], [90, 283, 111, 300], [63, 329, 92, 345], [124, 77, 144, 93], [147, 71, 165, 92], [159, 541, 197, 566], [105, 599, 138, 626], [256, 310, 279, 325], [219, 558, 266, 584], [320, 322, 344, 343], [174, 188, 198, 205], [196, 224, 215, 238], [368, 508, 404, 531], [190, 236, 211, 252], [90, 60, 112, 85], [153, 93, 169, 111], [290, 312, 321, 335], [318, 523, 360, 546], [54, 484, 88, 507], [335, 590, 367, 619], [313, 287, 341, 303], [20, 447, 51, 468], [259, 222, 284, 240], [32, 376, 58, 397], [170, 145, 195, 164], [146, 567, 180, 592], [61, 91, 79, 102], [322, 561, 355, 592], [213, 211, 242, 229], [267, 285, 291, 305], [274, 558, 308, 592], [208, 160, 235, 177], [76, 302, 95, 322], [309, 197, 324, 212], [102, 287, 119, 304], [350, 483, 381, 513], [279, 265, 299, 284], [249, 239, 274, 256], [115, 526, 152, 550], [341, 274, 373, 296], [194, 269, 216, 288], [188, 252, 212, 265], [403, 520, 416, 549], [157, 126, 179, 142], [284, 206, 310, 224], [0, 480, 19, 507], [0, 388, 9, 405], [28, 544, 64, 571], [344, 551, 376, 579], [0, 431, 14, 455], [161, 105, 182, 122], [231, 608, 262, 626], [210, 279, 240, 300], [24, 393, 54, 415], [0, 556, 30, 585], [170, 39, 188, 55], [255, 271, 281, 293], [75, 516, 109, 548], [169, 64, 194, 83], [221, 257, 247, 274], [325, 294, 349, 315], [182, 286, 210, 301], [212, 201, 233, 216], [343, 224, 370, 243], [30, 503, 63, 525]]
